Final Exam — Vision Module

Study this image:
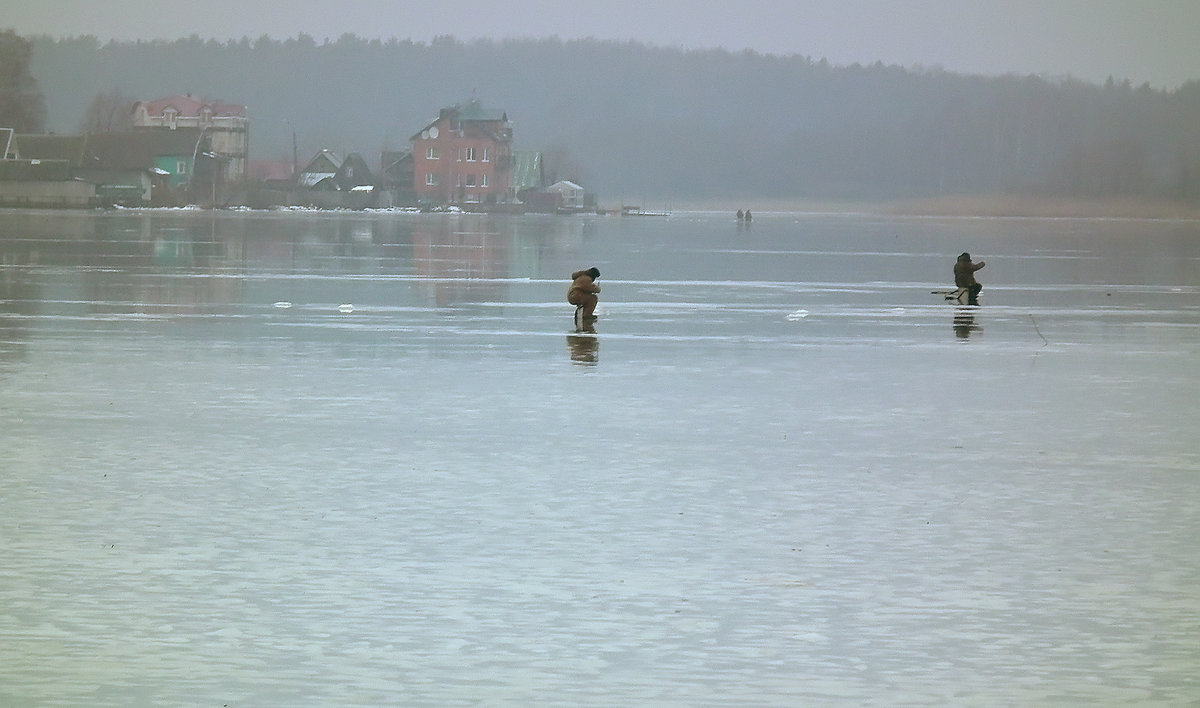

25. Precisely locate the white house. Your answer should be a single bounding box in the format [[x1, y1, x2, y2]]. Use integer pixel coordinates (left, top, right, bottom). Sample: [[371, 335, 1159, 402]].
[[546, 180, 585, 211]]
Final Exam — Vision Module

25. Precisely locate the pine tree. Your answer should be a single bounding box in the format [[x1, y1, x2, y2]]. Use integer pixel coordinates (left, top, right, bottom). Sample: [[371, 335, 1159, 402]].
[[0, 30, 46, 133]]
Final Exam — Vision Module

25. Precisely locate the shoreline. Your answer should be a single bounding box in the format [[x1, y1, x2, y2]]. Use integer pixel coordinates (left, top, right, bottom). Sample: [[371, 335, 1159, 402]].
[[2, 195, 1198, 221]]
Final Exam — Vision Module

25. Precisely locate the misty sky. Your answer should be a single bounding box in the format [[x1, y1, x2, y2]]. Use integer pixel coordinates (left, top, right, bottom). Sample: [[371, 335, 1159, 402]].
[[6, 0, 1199, 89]]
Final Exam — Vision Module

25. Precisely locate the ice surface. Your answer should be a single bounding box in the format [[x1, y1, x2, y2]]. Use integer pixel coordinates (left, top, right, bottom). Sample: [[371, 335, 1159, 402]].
[[0, 209, 1197, 705]]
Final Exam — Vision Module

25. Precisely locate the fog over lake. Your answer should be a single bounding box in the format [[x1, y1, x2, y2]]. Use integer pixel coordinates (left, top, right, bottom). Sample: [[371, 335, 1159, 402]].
[[1, 209, 1197, 706]]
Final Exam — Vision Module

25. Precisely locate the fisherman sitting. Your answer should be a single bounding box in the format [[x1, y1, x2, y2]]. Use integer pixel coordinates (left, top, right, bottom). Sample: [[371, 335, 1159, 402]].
[[953, 252, 986, 305]]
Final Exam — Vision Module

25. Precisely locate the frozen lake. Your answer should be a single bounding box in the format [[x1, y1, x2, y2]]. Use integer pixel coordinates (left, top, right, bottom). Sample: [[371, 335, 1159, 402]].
[[1, 208, 1198, 706]]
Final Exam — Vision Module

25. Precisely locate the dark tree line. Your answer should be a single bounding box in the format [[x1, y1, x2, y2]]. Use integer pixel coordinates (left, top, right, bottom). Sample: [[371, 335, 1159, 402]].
[[0, 30, 46, 133], [20, 32, 1200, 202]]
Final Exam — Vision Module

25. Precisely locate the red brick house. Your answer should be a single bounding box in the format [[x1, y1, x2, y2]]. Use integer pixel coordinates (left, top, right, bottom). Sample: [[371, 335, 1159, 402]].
[[411, 100, 513, 206]]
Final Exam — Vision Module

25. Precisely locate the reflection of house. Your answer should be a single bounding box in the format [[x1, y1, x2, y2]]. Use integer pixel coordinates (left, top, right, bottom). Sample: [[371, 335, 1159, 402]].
[[411, 99, 513, 207], [412, 219, 511, 305], [132, 94, 248, 183]]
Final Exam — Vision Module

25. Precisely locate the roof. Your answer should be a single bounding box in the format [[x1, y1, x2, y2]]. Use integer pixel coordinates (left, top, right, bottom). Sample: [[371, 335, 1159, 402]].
[[14, 131, 203, 171], [410, 99, 510, 140], [12, 134, 89, 166], [547, 180, 584, 192], [380, 150, 413, 186], [85, 130, 203, 170], [300, 149, 342, 175], [136, 94, 246, 118], [511, 151, 543, 191], [297, 172, 336, 188], [381, 149, 412, 165]]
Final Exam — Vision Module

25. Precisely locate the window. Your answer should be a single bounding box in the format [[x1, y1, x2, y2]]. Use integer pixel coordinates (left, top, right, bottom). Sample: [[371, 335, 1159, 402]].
[[482, 148, 490, 162], [481, 174, 488, 187], [465, 174, 476, 187], [425, 173, 438, 186], [465, 147, 477, 162], [426, 147, 439, 160]]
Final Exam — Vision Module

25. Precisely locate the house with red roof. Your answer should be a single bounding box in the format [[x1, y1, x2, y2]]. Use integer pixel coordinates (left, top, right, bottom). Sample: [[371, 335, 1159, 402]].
[[132, 94, 249, 189]]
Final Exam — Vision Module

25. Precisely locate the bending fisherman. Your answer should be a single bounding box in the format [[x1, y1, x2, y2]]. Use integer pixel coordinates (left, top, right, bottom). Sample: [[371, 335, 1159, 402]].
[[568, 267, 601, 321]]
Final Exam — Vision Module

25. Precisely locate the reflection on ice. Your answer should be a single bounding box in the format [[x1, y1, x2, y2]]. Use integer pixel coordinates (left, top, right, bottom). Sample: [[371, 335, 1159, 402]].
[[566, 332, 599, 364], [1, 209, 1198, 705], [953, 307, 982, 338]]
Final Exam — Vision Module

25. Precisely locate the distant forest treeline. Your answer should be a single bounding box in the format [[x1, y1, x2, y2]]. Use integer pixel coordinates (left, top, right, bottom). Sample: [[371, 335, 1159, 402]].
[[25, 33, 1200, 202]]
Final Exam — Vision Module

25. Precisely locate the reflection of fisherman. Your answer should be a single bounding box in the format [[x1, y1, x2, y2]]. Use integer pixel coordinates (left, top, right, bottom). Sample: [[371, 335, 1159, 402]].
[[953, 308, 982, 338], [954, 252, 986, 305], [568, 267, 601, 321], [567, 333, 599, 363]]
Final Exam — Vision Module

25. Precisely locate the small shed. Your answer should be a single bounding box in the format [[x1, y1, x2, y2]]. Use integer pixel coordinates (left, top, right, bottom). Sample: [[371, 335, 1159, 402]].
[[546, 180, 586, 211]]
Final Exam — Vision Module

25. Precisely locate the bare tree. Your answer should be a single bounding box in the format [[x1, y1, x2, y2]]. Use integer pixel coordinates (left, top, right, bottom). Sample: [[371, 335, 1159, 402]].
[[542, 143, 585, 186], [79, 88, 134, 134]]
